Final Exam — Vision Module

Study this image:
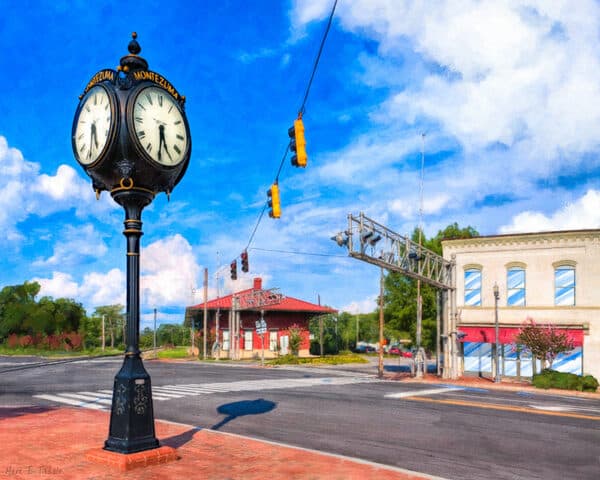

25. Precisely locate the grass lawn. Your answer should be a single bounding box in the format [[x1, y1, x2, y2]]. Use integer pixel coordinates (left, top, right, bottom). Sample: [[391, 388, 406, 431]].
[[0, 346, 123, 358], [157, 346, 194, 359], [268, 353, 369, 366]]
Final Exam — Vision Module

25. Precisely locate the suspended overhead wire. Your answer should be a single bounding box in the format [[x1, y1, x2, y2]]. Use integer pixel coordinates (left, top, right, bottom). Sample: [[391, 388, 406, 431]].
[[241, 0, 339, 255], [298, 0, 339, 117], [250, 247, 347, 258]]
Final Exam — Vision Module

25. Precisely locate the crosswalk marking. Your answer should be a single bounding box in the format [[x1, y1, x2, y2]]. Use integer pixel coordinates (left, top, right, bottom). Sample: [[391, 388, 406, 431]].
[[384, 387, 465, 399], [34, 375, 379, 411]]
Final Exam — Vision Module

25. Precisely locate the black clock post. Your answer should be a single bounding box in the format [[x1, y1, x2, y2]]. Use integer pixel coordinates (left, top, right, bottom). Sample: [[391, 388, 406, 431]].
[[72, 33, 191, 455]]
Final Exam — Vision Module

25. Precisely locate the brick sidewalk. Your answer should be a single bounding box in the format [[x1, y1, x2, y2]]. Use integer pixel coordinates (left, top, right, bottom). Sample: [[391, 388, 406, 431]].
[[0, 406, 442, 480]]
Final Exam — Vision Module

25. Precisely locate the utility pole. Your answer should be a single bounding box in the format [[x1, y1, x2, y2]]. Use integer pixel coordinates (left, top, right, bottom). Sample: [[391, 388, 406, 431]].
[[203, 268, 208, 360], [102, 314, 106, 351], [415, 133, 426, 378], [153, 308, 157, 356], [378, 267, 384, 379]]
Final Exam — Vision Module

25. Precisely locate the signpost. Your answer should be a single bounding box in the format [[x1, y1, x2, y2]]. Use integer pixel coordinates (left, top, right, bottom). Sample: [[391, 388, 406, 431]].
[[255, 315, 267, 365]]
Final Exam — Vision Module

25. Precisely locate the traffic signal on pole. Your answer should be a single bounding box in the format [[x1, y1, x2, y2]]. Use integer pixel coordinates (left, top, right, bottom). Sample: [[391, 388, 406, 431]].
[[267, 183, 281, 219], [230, 260, 237, 280], [241, 250, 249, 273], [288, 118, 307, 167]]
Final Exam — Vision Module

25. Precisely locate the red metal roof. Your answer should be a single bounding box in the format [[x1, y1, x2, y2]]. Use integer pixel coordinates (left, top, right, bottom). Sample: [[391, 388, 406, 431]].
[[188, 284, 336, 314]]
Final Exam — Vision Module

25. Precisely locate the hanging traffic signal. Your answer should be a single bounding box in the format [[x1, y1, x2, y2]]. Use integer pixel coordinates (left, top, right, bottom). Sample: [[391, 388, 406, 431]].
[[267, 183, 281, 219], [241, 250, 249, 273], [230, 260, 237, 280], [288, 118, 307, 167]]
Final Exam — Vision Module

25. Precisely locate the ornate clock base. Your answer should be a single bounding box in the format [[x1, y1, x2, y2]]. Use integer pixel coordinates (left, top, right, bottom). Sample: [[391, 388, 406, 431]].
[[104, 353, 160, 454]]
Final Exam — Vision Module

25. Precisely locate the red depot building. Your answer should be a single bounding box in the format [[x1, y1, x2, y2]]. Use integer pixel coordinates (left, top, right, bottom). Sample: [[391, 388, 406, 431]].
[[186, 278, 336, 359]]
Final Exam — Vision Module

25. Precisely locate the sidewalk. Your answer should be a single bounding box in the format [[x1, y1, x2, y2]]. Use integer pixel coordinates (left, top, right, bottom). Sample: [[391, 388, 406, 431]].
[[0, 406, 444, 480]]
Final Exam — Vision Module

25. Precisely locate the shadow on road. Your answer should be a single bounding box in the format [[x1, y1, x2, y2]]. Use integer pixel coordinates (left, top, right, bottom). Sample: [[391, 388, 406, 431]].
[[211, 398, 276, 430]]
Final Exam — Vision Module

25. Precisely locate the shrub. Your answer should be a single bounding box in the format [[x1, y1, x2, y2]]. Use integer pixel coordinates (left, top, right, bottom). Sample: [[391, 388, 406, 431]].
[[532, 369, 598, 392]]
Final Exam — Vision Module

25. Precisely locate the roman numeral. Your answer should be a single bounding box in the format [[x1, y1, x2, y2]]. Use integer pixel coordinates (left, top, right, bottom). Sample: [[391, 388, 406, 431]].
[[93, 95, 97, 105], [85, 105, 91, 112], [176, 134, 184, 140], [138, 131, 146, 139], [145, 93, 153, 105], [173, 145, 181, 155], [135, 117, 143, 123], [174, 120, 182, 125], [158, 95, 163, 107], [137, 102, 146, 111], [146, 143, 152, 152], [168, 105, 173, 114]]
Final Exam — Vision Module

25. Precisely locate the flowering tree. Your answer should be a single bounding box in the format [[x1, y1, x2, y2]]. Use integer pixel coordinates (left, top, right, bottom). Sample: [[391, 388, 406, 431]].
[[515, 318, 574, 369]]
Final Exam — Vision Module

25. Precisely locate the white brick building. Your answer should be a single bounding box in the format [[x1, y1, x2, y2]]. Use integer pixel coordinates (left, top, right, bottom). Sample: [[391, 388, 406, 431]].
[[442, 230, 600, 380]]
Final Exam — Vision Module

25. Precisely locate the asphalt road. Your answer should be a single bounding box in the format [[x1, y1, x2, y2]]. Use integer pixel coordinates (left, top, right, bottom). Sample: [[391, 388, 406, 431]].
[[1, 355, 599, 479]]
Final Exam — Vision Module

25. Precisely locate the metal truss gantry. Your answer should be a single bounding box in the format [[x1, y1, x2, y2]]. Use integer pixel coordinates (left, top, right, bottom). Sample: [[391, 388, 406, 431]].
[[333, 213, 453, 290], [332, 212, 459, 379]]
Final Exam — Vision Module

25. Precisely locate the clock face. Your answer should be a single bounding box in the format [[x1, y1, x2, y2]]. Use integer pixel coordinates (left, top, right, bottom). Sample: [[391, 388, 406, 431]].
[[132, 86, 189, 166], [73, 85, 114, 165]]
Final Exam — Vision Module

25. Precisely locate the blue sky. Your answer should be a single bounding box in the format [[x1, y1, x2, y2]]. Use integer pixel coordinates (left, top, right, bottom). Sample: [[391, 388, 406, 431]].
[[1, 1, 600, 329]]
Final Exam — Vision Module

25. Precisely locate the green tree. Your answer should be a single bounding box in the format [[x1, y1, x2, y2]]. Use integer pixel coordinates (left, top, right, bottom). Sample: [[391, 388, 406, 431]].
[[0, 281, 41, 338], [92, 305, 125, 348], [383, 223, 478, 351]]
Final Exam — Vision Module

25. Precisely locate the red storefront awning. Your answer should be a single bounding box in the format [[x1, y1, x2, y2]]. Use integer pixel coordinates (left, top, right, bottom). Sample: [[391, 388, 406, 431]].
[[458, 326, 583, 346]]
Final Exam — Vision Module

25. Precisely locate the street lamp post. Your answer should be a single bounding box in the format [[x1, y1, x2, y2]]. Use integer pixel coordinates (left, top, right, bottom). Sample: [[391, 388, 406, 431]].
[[72, 34, 191, 454], [493, 283, 501, 383]]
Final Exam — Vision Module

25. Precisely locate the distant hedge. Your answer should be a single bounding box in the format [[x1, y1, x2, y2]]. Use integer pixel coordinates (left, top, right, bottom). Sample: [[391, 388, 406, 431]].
[[532, 369, 598, 392]]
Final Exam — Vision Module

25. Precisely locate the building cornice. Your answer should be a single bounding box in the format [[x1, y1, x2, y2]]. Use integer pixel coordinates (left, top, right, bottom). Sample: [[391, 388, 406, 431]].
[[443, 229, 600, 250]]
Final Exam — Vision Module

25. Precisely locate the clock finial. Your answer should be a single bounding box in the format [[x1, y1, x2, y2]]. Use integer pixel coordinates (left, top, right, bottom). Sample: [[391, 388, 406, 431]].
[[119, 32, 148, 72], [128, 32, 141, 55]]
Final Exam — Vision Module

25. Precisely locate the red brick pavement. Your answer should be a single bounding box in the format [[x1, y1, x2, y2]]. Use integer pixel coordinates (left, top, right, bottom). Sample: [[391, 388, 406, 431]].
[[0, 406, 440, 480]]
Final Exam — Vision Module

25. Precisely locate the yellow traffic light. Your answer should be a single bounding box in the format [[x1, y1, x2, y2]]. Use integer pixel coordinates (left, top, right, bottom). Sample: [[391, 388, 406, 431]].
[[267, 183, 281, 219], [288, 118, 307, 168]]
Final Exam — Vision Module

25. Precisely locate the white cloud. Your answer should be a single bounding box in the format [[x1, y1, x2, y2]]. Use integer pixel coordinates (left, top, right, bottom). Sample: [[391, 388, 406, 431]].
[[140, 234, 202, 308], [35, 271, 80, 300], [80, 269, 126, 307], [499, 189, 600, 233], [0, 136, 112, 246], [33, 223, 108, 268], [342, 295, 378, 314]]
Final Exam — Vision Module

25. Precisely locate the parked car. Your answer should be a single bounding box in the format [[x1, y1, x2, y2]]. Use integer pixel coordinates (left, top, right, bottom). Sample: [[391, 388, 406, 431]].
[[354, 344, 376, 353], [389, 345, 413, 357]]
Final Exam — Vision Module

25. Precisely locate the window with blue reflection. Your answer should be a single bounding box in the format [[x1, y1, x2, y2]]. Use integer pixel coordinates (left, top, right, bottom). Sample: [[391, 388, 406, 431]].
[[464, 268, 481, 306], [554, 266, 575, 306], [507, 267, 525, 306]]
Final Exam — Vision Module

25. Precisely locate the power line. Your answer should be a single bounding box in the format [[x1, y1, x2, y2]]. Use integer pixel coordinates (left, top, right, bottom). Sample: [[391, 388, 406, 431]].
[[298, 0, 339, 117], [222, 0, 339, 276], [249, 247, 347, 258]]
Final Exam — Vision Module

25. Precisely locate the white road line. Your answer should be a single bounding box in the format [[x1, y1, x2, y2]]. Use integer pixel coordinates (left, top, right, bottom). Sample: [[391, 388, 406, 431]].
[[384, 387, 464, 399], [34, 394, 107, 410], [34, 376, 380, 411], [58, 393, 112, 405]]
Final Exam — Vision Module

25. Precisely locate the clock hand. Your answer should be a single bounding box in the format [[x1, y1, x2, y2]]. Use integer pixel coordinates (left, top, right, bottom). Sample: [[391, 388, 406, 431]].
[[158, 125, 173, 162], [91, 122, 99, 149]]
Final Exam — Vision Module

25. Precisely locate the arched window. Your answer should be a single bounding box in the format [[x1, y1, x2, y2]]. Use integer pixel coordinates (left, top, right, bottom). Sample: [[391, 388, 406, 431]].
[[507, 267, 526, 306], [464, 268, 482, 306], [554, 264, 575, 306]]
